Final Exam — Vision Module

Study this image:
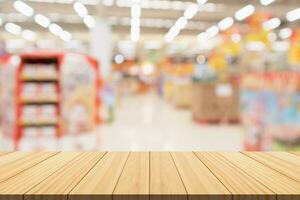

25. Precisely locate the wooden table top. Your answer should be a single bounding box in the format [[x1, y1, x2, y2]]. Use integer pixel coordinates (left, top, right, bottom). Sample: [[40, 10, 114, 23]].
[[0, 152, 299, 200]]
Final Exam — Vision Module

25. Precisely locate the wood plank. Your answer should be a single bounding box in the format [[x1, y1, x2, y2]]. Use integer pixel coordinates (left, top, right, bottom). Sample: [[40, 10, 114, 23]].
[[0, 152, 9, 157], [195, 152, 275, 200], [243, 152, 300, 183], [0, 152, 81, 200], [114, 152, 150, 200], [0, 152, 57, 183], [69, 152, 129, 200], [171, 152, 231, 200], [220, 152, 300, 200], [25, 152, 106, 200], [292, 152, 300, 156], [150, 152, 187, 200]]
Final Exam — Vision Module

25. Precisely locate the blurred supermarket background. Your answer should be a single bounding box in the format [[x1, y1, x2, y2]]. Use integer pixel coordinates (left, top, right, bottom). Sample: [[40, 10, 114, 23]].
[[0, 0, 299, 151]]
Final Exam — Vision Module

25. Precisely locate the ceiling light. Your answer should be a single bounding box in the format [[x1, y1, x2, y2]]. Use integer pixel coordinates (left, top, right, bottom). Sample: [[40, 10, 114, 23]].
[[131, 4, 141, 18], [260, 0, 275, 6], [286, 8, 300, 22], [231, 33, 241, 43], [49, 23, 63, 35], [73, 2, 88, 18], [14, 1, 34, 17], [22, 29, 36, 41], [34, 14, 51, 28], [175, 17, 188, 29], [279, 28, 292, 39], [218, 17, 234, 31], [263, 17, 281, 31], [235, 5, 255, 21], [206, 25, 219, 38], [197, 0, 208, 5], [60, 30, 72, 41], [114, 54, 124, 64], [184, 4, 198, 20], [83, 15, 96, 28], [5, 23, 22, 35]]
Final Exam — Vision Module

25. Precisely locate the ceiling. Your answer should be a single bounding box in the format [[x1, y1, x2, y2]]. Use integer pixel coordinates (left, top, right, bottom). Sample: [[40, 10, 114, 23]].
[[0, 0, 299, 38]]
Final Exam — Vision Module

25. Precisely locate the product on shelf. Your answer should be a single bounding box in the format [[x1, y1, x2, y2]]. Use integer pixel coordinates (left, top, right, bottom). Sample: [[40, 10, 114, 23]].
[[241, 72, 300, 150], [0, 51, 103, 149], [192, 78, 240, 122]]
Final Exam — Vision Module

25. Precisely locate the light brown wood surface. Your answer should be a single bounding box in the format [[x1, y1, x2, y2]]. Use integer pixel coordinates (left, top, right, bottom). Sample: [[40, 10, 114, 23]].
[[243, 152, 300, 182], [195, 152, 275, 200], [0, 152, 299, 200]]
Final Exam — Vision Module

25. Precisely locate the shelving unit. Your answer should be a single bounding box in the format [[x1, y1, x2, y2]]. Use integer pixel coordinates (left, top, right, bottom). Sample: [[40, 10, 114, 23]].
[[14, 53, 62, 148]]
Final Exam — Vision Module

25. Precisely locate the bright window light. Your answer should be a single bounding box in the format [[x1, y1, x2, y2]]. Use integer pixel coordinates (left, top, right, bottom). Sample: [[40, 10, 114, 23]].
[[206, 25, 219, 38], [49, 23, 63, 35], [22, 29, 36, 41], [5, 23, 22, 35], [218, 17, 234, 31], [286, 8, 300, 22], [235, 5, 255, 21], [279, 28, 292, 39], [73, 2, 88, 18], [34, 14, 51, 28], [14, 1, 34, 17], [84, 15, 96, 28], [260, 0, 275, 6], [184, 4, 198, 20], [60, 30, 72, 41], [263, 17, 281, 31]]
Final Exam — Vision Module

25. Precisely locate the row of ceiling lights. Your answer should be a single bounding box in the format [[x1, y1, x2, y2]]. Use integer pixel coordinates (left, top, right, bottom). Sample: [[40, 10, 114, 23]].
[[196, 2, 300, 44], [1, 0, 97, 42], [164, 0, 208, 43], [1, 0, 72, 41]]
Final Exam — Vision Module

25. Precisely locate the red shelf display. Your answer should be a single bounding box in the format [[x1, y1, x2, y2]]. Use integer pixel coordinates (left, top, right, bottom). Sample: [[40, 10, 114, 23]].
[[1, 52, 102, 149]]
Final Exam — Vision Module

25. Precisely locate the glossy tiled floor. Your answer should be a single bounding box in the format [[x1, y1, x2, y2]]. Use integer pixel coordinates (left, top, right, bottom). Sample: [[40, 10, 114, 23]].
[[97, 93, 244, 151], [10, 92, 244, 151]]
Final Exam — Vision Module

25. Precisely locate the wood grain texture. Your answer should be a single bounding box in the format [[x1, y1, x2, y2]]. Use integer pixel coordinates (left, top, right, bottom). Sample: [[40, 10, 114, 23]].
[[0, 152, 9, 157], [292, 152, 300, 156], [0, 152, 80, 200], [195, 152, 275, 200], [0, 152, 299, 200], [220, 152, 300, 200], [171, 152, 231, 200], [150, 152, 187, 200], [25, 152, 106, 200], [0, 152, 57, 183], [243, 152, 300, 182], [114, 152, 150, 195], [69, 152, 129, 200]]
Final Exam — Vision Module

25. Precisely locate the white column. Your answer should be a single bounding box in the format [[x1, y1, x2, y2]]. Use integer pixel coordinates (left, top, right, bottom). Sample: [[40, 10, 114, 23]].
[[90, 18, 112, 77]]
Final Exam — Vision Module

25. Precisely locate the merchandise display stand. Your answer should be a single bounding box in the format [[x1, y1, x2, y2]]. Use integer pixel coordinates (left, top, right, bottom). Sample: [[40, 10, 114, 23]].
[[11, 52, 101, 149], [15, 53, 62, 148]]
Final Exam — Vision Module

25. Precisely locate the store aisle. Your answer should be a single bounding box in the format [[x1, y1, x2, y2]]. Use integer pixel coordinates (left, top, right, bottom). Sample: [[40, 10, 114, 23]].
[[97, 92, 244, 151]]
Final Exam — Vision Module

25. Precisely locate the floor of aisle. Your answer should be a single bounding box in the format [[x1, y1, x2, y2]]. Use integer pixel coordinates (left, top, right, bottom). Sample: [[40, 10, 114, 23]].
[[97, 92, 244, 151]]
